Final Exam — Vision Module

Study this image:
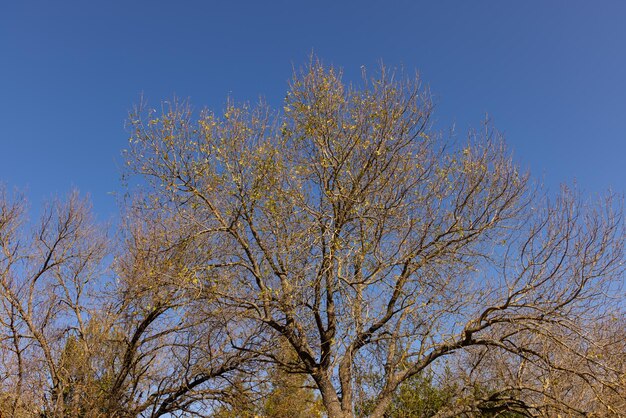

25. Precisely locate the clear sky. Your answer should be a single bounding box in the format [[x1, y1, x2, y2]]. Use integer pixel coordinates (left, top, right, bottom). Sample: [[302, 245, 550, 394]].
[[1, 0, 625, 222]]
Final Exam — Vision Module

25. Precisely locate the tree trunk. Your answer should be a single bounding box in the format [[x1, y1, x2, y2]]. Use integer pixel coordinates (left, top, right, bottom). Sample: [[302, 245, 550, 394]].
[[316, 375, 352, 418], [368, 392, 394, 418]]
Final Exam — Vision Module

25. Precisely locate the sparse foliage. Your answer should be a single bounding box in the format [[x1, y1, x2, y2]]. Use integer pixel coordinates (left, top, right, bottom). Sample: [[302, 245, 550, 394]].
[[1, 58, 624, 418], [0, 188, 108, 416], [123, 58, 625, 418], [0, 191, 260, 417]]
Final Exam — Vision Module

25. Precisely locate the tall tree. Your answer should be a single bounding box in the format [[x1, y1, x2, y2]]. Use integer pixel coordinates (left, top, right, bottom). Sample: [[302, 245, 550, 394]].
[[124, 59, 625, 418]]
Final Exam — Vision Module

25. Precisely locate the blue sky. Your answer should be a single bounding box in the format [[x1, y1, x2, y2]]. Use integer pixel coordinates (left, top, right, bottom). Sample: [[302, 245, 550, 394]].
[[1, 1, 625, 221]]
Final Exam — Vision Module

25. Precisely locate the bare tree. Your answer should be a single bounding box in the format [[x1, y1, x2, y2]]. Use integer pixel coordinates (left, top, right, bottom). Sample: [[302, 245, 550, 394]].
[[0, 187, 259, 417], [0, 187, 108, 416], [430, 312, 626, 417], [122, 58, 624, 418]]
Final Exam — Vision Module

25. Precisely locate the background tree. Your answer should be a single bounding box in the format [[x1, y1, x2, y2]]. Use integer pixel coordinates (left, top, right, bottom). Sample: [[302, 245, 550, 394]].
[[0, 187, 262, 417], [437, 314, 626, 417], [358, 368, 458, 417], [262, 336, 323, 418], [0, 188, 108, 416]]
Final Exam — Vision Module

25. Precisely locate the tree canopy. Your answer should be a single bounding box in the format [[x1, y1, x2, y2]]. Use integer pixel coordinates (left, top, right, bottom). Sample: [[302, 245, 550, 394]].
[[0, 59, 624, 417]]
